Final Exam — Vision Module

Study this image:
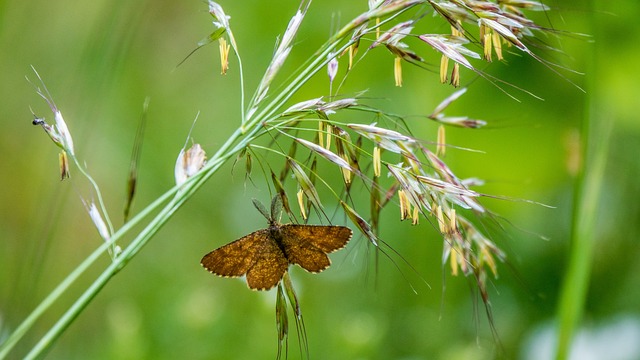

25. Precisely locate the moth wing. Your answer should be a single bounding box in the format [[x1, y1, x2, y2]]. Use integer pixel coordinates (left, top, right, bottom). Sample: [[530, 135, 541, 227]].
[[282, 225, 352, 253], [280, 225, 352, 273], [200, 229, 269, 278], [245, 238, 289, 290]]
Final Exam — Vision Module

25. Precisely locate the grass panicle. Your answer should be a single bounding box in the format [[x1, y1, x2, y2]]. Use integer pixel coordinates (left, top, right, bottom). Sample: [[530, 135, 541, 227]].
[[0, 1, 583, 358]]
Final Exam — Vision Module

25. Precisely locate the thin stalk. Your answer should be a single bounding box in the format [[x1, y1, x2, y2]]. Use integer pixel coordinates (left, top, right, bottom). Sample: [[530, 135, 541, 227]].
[[0, 185, 177, 359], [23, 151, 238, 359], [250, 39, 347, 130], [555, 0, 610, 358], [0, 116, 263, 358], [235, 46, 246, 125], [72, 156, 116, 253], [252, 2, 417, 128], [332, 1, 420, 41], [249, 2, 407, 128], [23, 174, 202, 359]]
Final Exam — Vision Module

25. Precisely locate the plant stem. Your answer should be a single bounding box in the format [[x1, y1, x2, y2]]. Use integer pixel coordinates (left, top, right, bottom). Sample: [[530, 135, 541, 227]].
[[555, 0, 610, 358], [1, 117, 262, 358], [21, 147, 241, 359], [0, 187, 176, 359]]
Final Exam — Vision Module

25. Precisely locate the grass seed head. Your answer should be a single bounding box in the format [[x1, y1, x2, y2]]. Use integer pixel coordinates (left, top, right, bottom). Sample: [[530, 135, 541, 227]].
[[218, 38, 230, 74], [175, 143, 207, 186], [58, 151, 70, 180]]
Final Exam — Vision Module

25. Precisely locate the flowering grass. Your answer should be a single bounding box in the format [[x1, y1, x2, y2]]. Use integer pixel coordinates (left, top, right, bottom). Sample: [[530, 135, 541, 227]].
[[0, 1, 592, 359]]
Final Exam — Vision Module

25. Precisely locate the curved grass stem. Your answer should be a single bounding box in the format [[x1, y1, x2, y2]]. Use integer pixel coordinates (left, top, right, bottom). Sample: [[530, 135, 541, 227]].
[[1, 120, 263, 358]]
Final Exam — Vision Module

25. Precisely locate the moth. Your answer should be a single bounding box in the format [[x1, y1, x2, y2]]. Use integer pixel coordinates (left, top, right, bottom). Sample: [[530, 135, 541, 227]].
[[201, 197, 352, 290]]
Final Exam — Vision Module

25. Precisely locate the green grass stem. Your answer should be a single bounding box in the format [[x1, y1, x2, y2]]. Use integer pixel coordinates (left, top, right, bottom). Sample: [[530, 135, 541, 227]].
[[555, 1, 612, 357]]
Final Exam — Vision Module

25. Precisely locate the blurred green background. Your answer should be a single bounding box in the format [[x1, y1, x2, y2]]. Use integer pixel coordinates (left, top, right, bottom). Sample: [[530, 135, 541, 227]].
[[1, 0, 639, 359]]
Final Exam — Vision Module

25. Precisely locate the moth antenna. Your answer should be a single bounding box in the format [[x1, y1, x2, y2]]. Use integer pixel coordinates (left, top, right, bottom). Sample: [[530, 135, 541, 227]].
[[252, 198, 271, 221], [271, 195, 283, 223]]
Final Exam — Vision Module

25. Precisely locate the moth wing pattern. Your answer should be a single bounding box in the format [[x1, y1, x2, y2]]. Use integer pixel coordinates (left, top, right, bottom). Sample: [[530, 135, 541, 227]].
[[245, 238, 289, 290], [201, 222, 352, 290], [280, 225, 352, 273], [200, 229, 269, 278], [282, 225, 352, 252]]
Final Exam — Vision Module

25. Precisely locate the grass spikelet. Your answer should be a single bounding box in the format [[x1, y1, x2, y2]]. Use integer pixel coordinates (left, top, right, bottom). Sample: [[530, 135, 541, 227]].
[[10, 1, 585, 358]]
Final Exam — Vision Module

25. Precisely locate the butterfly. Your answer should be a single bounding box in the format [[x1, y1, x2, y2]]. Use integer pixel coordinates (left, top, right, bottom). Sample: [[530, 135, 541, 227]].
[[201, 197, 352, 290]]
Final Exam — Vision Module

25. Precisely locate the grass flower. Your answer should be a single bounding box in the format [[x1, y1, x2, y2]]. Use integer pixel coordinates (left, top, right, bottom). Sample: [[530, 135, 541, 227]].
[[8, 1, 582, 359], [175, 143, 207, 187], [218, 38, 231, 74], [58, 151, 70, 180], [327, 52, 339, 86], [87, 202, 111, 243]]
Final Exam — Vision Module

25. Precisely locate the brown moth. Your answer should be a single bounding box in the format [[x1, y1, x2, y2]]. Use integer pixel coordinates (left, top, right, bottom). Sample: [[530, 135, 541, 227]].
[[201, 197, 352, 290]]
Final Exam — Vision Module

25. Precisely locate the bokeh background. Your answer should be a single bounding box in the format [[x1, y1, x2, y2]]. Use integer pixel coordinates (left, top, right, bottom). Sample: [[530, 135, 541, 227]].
[[1, 0, 639, 359]]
